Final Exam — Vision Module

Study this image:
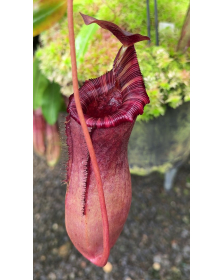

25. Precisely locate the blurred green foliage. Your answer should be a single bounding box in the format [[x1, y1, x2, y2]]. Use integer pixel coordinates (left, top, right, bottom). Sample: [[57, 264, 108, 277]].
[[33, 58, 49, 110], [33, 0, 67, 36], [35, 0, 190, 121], [33, 58, 65, 125], [136, 43, 190, 121], [41, 81, 65, 125]]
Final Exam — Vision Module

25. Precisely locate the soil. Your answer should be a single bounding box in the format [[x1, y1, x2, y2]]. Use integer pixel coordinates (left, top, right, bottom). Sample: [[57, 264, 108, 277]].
[[34, 113, 190, 280]]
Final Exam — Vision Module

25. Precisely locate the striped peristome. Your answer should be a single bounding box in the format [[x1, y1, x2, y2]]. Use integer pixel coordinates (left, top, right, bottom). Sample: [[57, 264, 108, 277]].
[[67, 44, 150, 128]]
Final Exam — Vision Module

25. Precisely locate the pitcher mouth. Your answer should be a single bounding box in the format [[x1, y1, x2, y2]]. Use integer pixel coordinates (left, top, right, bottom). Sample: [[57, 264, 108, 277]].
[[67, 45, 150, 128]]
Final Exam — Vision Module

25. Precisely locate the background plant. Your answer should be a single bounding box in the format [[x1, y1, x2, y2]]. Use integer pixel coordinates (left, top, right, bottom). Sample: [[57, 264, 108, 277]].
[[136, 43, 189, 121], [33, 0, 68, 166], [35, 0, 190, 122]]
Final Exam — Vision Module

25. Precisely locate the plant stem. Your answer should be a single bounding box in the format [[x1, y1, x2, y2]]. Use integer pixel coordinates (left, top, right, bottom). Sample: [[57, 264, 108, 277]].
[[67, 0, 110, 266]]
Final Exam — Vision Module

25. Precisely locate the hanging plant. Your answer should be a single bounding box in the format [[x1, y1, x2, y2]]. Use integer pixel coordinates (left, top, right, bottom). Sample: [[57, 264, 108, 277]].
[[65, 4, 150, 267]]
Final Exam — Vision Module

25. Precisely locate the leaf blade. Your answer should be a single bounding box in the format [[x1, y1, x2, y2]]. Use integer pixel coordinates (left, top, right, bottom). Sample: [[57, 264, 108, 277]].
[[75, 23, 99, 68], [33, 0, 67, 36], [41, 82, 63, 125], [33, 58, 49, 110]]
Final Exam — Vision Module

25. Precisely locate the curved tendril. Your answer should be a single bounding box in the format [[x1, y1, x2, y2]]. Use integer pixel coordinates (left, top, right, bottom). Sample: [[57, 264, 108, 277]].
[[67, 0, 110, 267]]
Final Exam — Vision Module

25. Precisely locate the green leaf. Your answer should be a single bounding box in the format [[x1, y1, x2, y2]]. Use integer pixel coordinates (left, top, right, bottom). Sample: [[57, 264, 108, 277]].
[[33, 0, 67, 37], [76, 23, 99, 68], [165, 94, 182, 108], [41, 82, 63, 125], [75, 6, 111, 68], [33, 58, 49, 110], [160, 82, 170, 90]]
